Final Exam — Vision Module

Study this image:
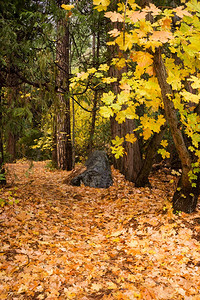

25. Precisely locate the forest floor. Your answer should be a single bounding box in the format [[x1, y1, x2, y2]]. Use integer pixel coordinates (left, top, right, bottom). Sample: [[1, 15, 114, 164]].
[[0, 161, 200, 300]]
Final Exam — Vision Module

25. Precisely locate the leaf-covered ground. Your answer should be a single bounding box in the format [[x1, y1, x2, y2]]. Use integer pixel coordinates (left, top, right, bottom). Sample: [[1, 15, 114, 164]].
[[0, 161, 200, 300]]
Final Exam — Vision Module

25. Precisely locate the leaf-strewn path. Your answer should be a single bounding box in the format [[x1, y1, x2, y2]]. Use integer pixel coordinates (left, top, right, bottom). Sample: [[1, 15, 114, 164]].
[[0, 161, 200, 299]]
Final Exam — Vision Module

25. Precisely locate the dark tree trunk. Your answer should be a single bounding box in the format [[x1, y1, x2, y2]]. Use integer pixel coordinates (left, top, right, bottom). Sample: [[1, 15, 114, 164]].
[[135, 124, 167, 187], [0, 86, 6, 185], [6, 87, 19, 162], [153, 47, 198, 213], [87, 25, 100, 154], [107, 13, 143, 182], [52, 113, 57, 167], [56, 0, 72, 170], [87, 90, 98, 154], [7, 132, 17, 162], [110, 116, 142, 182], [172, 175, 200, 213]]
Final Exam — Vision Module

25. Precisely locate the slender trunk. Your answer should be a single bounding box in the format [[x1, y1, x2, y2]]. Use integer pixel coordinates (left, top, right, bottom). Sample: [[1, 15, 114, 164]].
[[6, 87, 18, 162], [52, 113, 57, 166], [153, 47, 198, 213], [72, 97, 75, 168], [87, 23, 100, 154], [56, 0, 72, 170], [7, 133, 17, 162], [0, 86, 6, 185], [87, 91, 98, 154]]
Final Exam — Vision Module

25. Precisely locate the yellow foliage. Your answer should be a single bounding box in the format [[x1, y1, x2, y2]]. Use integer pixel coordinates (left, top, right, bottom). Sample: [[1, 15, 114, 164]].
[[108, 28, 121, 37], [98, 64, 109, 72], [93, 0, 110, 11], [61, 4, 74, 10], [125, 133, 137, 143], [115, 32, 139, 51], [160, 140, 168, 148], [105, 11, 124, 22], [150, 30, 173, 43], [101, 91, 115, 105], [143, 128, 152, 140], [99, 106, 114, 118], [180, 90, 200, 104], [130, 51, 153, 69]]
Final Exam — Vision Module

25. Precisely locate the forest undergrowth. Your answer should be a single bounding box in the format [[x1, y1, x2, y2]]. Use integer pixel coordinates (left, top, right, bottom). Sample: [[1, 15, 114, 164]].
[[0, 161, 200, 299]]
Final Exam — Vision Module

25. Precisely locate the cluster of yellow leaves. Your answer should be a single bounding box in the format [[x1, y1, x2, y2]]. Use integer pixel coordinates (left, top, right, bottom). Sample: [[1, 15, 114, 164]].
[[0, 162, 199, 299], [96, 0, 200, 160], [157, 140, 170, 159], [61, 4, 74, 11], [93, 0, 110, 12], [140, 114, 166, 140]]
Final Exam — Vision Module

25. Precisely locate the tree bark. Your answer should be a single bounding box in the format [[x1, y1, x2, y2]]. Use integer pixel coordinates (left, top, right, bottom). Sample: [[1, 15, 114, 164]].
[[107, 12, 143, 182], [0, 86, 6, 185], [135, 124, 167, 187], [111, 116, 142, 182], [87, 26, 100, 154], [153, 47, 198, 213], [56, 0, 72, 170], [6, 87, 19, 162]]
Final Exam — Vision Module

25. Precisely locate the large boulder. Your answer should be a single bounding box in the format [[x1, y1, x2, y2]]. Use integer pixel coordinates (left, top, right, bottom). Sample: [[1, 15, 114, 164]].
[[71, 150, 113, 188]]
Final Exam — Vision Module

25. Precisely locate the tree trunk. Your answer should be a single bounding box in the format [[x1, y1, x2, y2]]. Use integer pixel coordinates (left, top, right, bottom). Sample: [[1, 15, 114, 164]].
[[7, 133, 17, 162], [107, 13, 143, 182], [0, 86, 6, 185], [111, 116, 142, 182], [135, 124, 167, 187], [87, 90, 98, 154], [87, 23, 100, 154], [6, 87, 18, 162], [56, 0, 72, 170], [153, 47, 198, 213]]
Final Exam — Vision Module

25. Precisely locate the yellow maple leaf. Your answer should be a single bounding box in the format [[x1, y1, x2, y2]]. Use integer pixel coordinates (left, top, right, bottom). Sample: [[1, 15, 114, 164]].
[[130, 51, 153, 69], [158, 148, 170, 159], [101, 91, 115, 104], [174, 6, 192, 18], [99, 106, 113, 118], [160, 139, 168, 147], [160, 17, 172, 30], [112, 136, 124, 146], [87, 67, 97, 74], [188, 75, 200, 89], [115, 32, 138, 51], [105, 11, 124, 22], [127, 10, 147, 23], [77, 71, 89, 80], [61, 4, 74, 10], [102, 77, 117, 84], [150, 30, 173, 43], [117, 91, 130, 105], [115, 58, 127, 69], [98, 63, 109, 71], [119, 82, 131, 92], [108, 28, 121, 37], [125, 133, 137, 143], [143, 127, 152, 140], [180, 90, 200, 103], [93, 0, 109, 5], [143, 3, 162, 16], [93, 0, 110, 11]]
